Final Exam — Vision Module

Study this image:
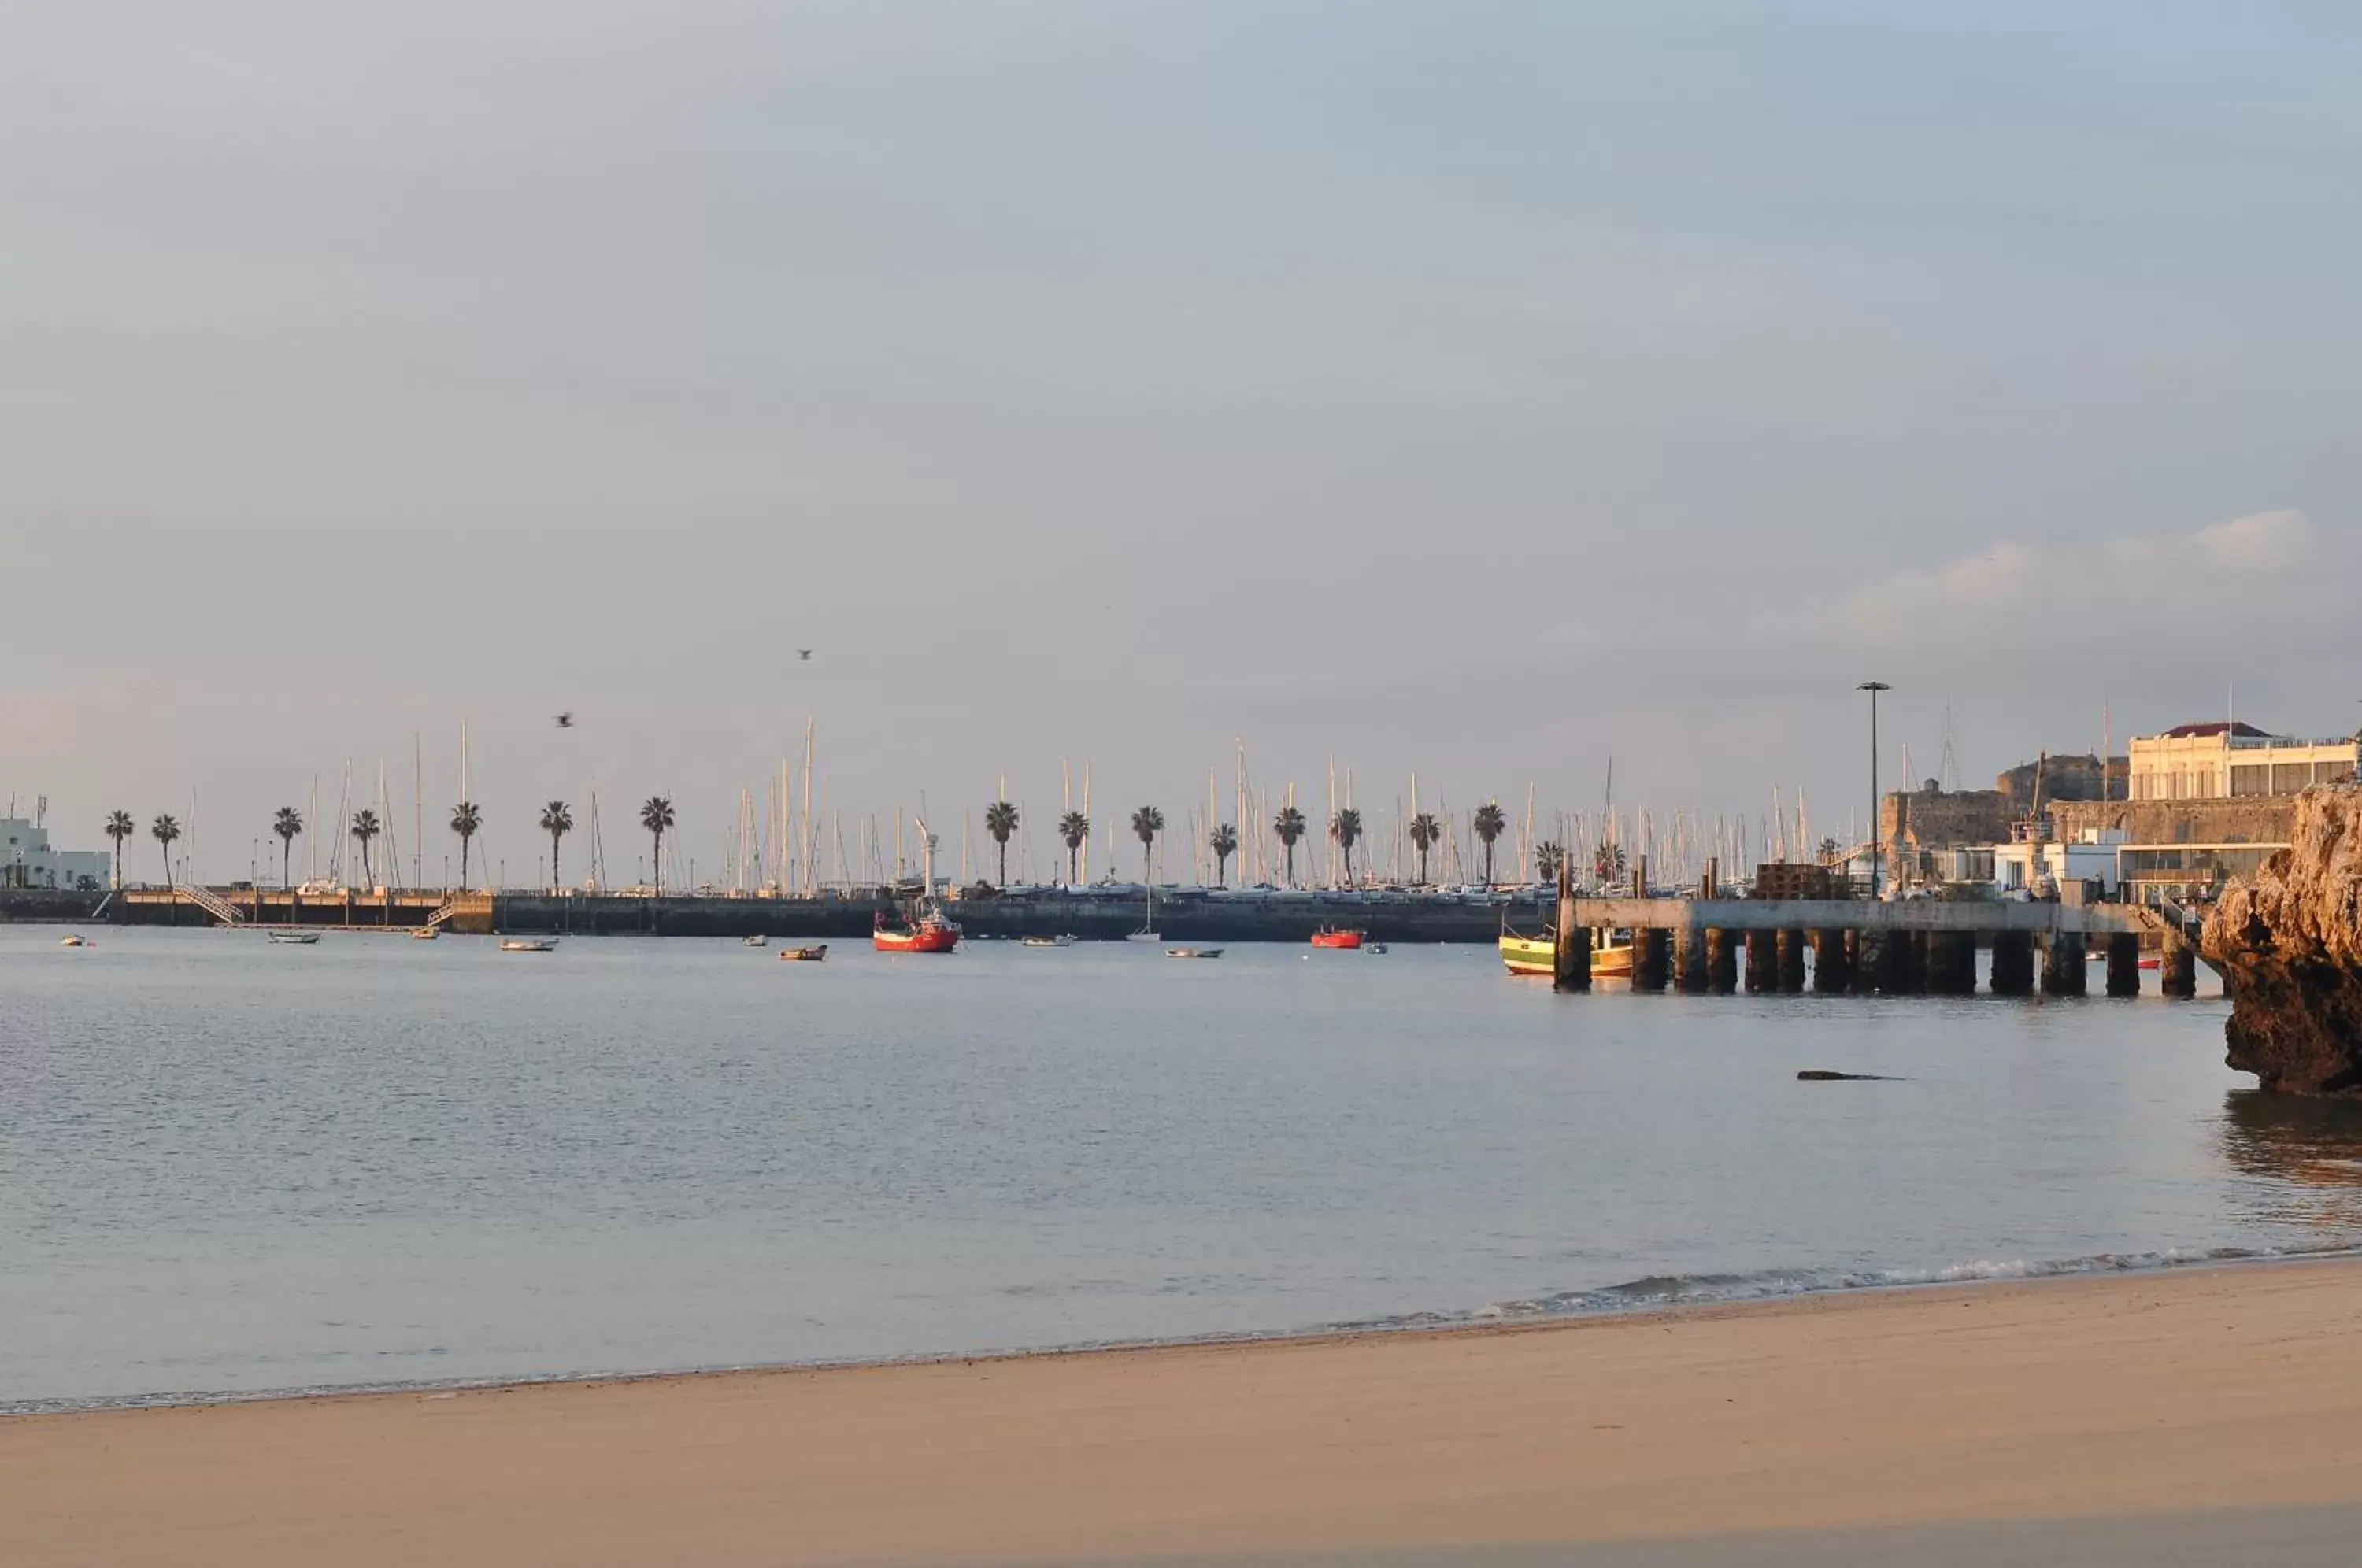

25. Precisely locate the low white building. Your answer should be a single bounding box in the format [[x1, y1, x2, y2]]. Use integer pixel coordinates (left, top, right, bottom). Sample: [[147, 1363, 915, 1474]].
[[0, 818, 113, 891], [1993, 828, 2123, 897], [2127, 722, 2356, 801]]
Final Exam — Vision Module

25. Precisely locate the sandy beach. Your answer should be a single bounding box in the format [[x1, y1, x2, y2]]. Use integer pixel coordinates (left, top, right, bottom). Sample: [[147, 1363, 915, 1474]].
[[7, 1259, 2362, 1566]]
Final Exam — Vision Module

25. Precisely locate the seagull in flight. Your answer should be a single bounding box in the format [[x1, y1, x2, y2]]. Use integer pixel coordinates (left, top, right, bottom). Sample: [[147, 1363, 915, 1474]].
[[555, 712, 574, 729], [798, 649, 813, 661]]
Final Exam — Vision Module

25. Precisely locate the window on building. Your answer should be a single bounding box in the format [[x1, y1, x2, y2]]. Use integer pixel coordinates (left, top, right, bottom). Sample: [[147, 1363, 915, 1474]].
[[2231, 764, 2271, 797], [2273, 762, 2311, 793]]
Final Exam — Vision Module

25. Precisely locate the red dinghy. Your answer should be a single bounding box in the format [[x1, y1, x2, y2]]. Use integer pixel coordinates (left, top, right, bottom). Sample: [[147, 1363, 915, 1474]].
[[1309, 927, 1364, 950]]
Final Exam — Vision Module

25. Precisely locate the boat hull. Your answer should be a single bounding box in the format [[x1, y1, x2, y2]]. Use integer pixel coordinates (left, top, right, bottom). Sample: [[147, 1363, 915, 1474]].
[[874, 922, 959, 954], [1501, 934, 1632, 978], [1309, 929, 1364, 950]]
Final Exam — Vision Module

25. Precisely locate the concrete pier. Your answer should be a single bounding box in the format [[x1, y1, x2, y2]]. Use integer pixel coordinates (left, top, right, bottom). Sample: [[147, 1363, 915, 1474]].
[[1745, 929, 1779, 993], [2105, 934, 2142, 997], [1811, 929, 1850, 993], [1631, 928, 1671, 992], [1990, 930, 2035, 996], [1775, 930, 1808, 993], [1705, 929, 1739, 993], [2041, 934, 2088, 997]]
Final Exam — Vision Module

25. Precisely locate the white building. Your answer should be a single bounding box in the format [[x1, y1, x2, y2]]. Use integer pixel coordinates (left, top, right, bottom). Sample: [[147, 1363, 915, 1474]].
[[2127, 722, 2356, 801], [1993, 829, 2123, 897], [0, 818, 113, 891]]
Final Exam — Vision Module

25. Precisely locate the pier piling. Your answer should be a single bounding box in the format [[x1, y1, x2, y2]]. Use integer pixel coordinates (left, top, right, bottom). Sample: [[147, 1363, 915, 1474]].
[[1745, 929, 1779, 993], [1990, 930, 2035, 996], [1631, 928, 1671, 992], [2040, 934, 2087, 997], [1675, 926, 1708, 993], [2105, 934, 2142, 997], [1705, 929, 1738, 993], [2160, 930, 2197, 999], [1926, 931, 1977, 996], [1811, 929, 1850, 993], [1775, 929, 1808, 993]]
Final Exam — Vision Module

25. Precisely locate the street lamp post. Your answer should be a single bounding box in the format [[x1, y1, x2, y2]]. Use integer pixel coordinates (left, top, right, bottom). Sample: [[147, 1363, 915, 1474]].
[[1858, 682, 1890, 895]]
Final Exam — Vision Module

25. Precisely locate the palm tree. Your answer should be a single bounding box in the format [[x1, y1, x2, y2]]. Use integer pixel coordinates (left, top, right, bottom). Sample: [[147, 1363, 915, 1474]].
[[1329, 808, 1364, 886], [350, 809, 382, 888], [1535, 839, 1567, 885], [983, 799, 1020, 886], [1209, 822, 1238, 886], [150, 814, 180, 887], [540, 801, 573, 893], [1592, 838, 1627, 885], [1130, 805, 1164, 885], [1273, 804, 1307, 887], [1472, 801, 1508, 887], [105, 810, 135, 888], [1407, 812, 1440, 885], [450, 801, 482, 891], [1057, 810, 1089, 884], [272, 807, 303, 889], [640, 797, 675, 894]]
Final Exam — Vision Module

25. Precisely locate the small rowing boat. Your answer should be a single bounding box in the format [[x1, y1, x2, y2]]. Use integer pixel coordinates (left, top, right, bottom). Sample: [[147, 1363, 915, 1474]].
[[1020, 934, 1075, 949], [58, 934, 88, 948], [744, 934, 768, 947], [267, 930, 320, 945], [1165, 946, 1224, 960], [778, 944, 827, 963], [498, 937, 556, 952]]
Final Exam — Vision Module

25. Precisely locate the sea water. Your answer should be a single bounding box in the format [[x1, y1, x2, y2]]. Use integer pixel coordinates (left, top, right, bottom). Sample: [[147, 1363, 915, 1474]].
[[6, 926, 2359, 1411]]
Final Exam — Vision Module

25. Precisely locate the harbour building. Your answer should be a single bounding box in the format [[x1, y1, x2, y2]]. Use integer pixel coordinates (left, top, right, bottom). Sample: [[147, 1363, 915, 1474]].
[[1, 817, 113, 890], [2126, 722, 2356, 801]]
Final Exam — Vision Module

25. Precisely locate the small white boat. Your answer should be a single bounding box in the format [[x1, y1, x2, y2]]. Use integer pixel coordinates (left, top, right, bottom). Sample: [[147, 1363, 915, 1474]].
[[411, 927, 440, 941], [1125, 930, 1164, 944], [58, 934, 88, 948], [1165, 946, 1224, 960], [267, 930, 320, 945], [1020, 934, 1076, 949], [1364, 941, 1390, 955], [498, 938, 557, 952]]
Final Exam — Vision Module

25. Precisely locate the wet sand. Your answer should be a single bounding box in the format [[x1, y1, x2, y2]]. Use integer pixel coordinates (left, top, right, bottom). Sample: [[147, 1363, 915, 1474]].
[[6, 1259, 2362, 1566]]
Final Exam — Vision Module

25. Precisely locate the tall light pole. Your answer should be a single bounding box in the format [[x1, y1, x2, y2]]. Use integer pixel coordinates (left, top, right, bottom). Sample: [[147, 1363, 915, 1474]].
[[1859, 681, 1890, 895]]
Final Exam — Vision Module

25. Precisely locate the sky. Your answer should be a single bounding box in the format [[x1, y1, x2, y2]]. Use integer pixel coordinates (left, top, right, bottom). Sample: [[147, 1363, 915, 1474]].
[[6, 1, 2361, 883]]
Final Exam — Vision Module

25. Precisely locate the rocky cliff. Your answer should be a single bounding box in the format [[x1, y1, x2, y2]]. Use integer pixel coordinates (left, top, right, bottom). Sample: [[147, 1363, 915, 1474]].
[[2204, 787, 2362, 1095]]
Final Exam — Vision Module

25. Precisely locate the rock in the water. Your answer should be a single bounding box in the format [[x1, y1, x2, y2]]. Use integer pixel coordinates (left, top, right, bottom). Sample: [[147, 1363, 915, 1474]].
[[2203, 786, 2362, 1096]]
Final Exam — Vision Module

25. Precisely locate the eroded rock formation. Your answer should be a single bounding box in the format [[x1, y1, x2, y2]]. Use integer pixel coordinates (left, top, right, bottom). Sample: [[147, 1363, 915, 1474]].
[[2204, 787, 2362, 1095]]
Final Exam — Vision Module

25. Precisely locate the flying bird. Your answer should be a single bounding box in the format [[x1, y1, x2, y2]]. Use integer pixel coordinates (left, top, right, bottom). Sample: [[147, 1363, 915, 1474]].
[[798, 649, 813, 661], [555, 712, 574, 729]]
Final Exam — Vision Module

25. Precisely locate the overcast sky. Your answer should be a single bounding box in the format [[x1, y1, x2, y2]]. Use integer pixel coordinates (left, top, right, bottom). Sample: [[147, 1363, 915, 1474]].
[[6, 2, 2360, 882]]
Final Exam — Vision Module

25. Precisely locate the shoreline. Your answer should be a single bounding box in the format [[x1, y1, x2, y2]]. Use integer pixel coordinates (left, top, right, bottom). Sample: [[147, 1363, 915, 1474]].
[[6, 1237, 2336, 1420], [9, 1256, 2362, 1564]]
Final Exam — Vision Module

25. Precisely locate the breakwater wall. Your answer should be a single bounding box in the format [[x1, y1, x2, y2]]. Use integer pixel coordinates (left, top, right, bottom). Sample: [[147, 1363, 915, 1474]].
[[0, 888, 109, 924], [111, 885, 1549, 941]]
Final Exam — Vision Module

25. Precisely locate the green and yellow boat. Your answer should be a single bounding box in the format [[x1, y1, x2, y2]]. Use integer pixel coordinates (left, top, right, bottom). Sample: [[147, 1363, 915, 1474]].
[[1500, 930, 1633, 978]]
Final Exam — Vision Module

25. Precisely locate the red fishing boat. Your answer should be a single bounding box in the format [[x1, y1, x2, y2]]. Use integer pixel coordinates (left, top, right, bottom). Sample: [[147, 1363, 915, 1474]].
[[1309, 926, 1364, 950], [873, 912, 960, 953]]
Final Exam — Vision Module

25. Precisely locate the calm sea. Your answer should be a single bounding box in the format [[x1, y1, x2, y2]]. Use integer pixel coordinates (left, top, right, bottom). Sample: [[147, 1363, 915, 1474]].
[[6, 926, 2359, 1412]]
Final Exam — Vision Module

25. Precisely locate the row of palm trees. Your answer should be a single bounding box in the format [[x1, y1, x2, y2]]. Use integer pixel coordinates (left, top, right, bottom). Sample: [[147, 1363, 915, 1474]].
[[106, 797, 679, 894], [976, 797, 1522, 888]]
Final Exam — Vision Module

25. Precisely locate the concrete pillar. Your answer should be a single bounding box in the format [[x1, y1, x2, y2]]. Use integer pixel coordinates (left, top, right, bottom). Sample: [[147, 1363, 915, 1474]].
[[1745, 928, 1779, 993], [2105, 933, 2142, 997], [1990, 930, 2035, 996], [1926, 931, 1978, 996], [2041, 933, 2088, 997], [1842, 929, 1863, 993], [1705, 929, 1738, 993], [1631, 928, 1670, 992], [1775, 929, 1808, 993], [2160, 931, 2197, 999], [1811, 929, 1850, 993], [1675, 926, 1709, 993], [1859, 929, 1911, 995], [1553, 925, 1591, 993]]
